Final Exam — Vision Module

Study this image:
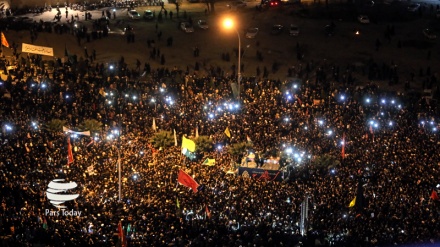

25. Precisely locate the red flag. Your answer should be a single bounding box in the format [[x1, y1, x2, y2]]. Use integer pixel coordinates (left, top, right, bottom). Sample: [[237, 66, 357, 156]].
[[295, 94, 302, 105], [118, 221, 127, 247], [205, 205, 211, 218], [67, 137, 74, 165], [86, 139, 94, 147], [1, 32, 9, 48], [341, 133, 346, 159], [178, 170, 199, 193], [430, 190, 439, 201]]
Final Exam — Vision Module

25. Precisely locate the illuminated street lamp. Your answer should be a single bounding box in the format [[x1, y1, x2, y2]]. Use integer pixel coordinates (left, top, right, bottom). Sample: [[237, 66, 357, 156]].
[[223, 18, 241, 99]]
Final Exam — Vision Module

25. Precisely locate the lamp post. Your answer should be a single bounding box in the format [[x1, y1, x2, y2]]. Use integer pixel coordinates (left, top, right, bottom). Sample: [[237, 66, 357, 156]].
[[223, 18, 241, 99], [111, 129, 122, 202]]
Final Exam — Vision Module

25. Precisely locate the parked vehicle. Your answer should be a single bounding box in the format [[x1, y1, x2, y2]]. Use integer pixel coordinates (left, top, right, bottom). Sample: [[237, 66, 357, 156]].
[[181, 22, 194, 33], [128, 10, 141, 19], [144, 10, 154, 20], [246, 28, 259, 38], [357, 15, 370, 24], [197, 20, 209, 30], [289, 24, 299, 36], [422, 28, 436, 40], [271, 24, 284, 35]]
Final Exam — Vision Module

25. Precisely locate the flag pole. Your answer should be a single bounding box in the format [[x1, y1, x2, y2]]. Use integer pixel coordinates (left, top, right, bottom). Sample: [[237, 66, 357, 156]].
[[118, 145, 121, 202]]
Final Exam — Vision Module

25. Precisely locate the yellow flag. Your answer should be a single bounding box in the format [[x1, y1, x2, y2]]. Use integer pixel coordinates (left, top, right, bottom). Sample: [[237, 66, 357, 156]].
[[224, 127, 231, 138], [181, 136, 196, 152], [203, 158, 215, 166], [349, 196, 356, 207]]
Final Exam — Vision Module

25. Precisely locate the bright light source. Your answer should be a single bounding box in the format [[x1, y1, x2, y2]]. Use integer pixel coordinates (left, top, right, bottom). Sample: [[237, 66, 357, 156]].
[[293, 84, 298, 89], [217, 145, 222, 150], [109, 65, 114, 70], [132, 96, 137, 100], [223, 18, 234, 29], [389, 121, 393, 126], [374, 123, 379, 128], [41, 83, 47, 88], [287, 95, 292, 100], [284, 117, 289, 122], [160, 88, 164, 92], [285, 148, 293, 154], [391, 100, 395, 104], [327, 130, 333, 136], [151, 98, 155, 103], [304, 126, 308, 130], [217, 107, 222, 112], [318, 120, 324, 126], [5, 125, 12, 131], [381, 99, 386, 104], [366, 98, 370, 103], [340, 95, 345, 100], [234, 103, 239, 109], [107, 100, 112, 105], [209, 113, 214, 119]]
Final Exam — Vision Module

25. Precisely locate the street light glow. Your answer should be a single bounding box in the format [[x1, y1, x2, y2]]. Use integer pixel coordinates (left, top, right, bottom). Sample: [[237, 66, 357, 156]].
[[223, 18, 234, 29]]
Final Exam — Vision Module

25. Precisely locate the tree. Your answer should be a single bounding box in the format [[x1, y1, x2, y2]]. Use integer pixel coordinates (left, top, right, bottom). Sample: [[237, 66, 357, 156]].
[[45, 119, 67, 134], [194, 135, 213, 153], [150, 130, 174, 149], [311, 154, 340, 174], [228, 142, 253, 157], [79, 119, 102, 135]]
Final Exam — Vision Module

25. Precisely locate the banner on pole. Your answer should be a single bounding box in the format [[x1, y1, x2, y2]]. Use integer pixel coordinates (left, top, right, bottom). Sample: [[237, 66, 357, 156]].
[[22, 43, 54, 56]]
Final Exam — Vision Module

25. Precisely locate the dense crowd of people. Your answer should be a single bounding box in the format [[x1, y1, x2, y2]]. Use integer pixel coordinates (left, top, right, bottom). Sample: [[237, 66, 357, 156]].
[[0, 0, 438, 246], [0, 22, 440, 246]]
